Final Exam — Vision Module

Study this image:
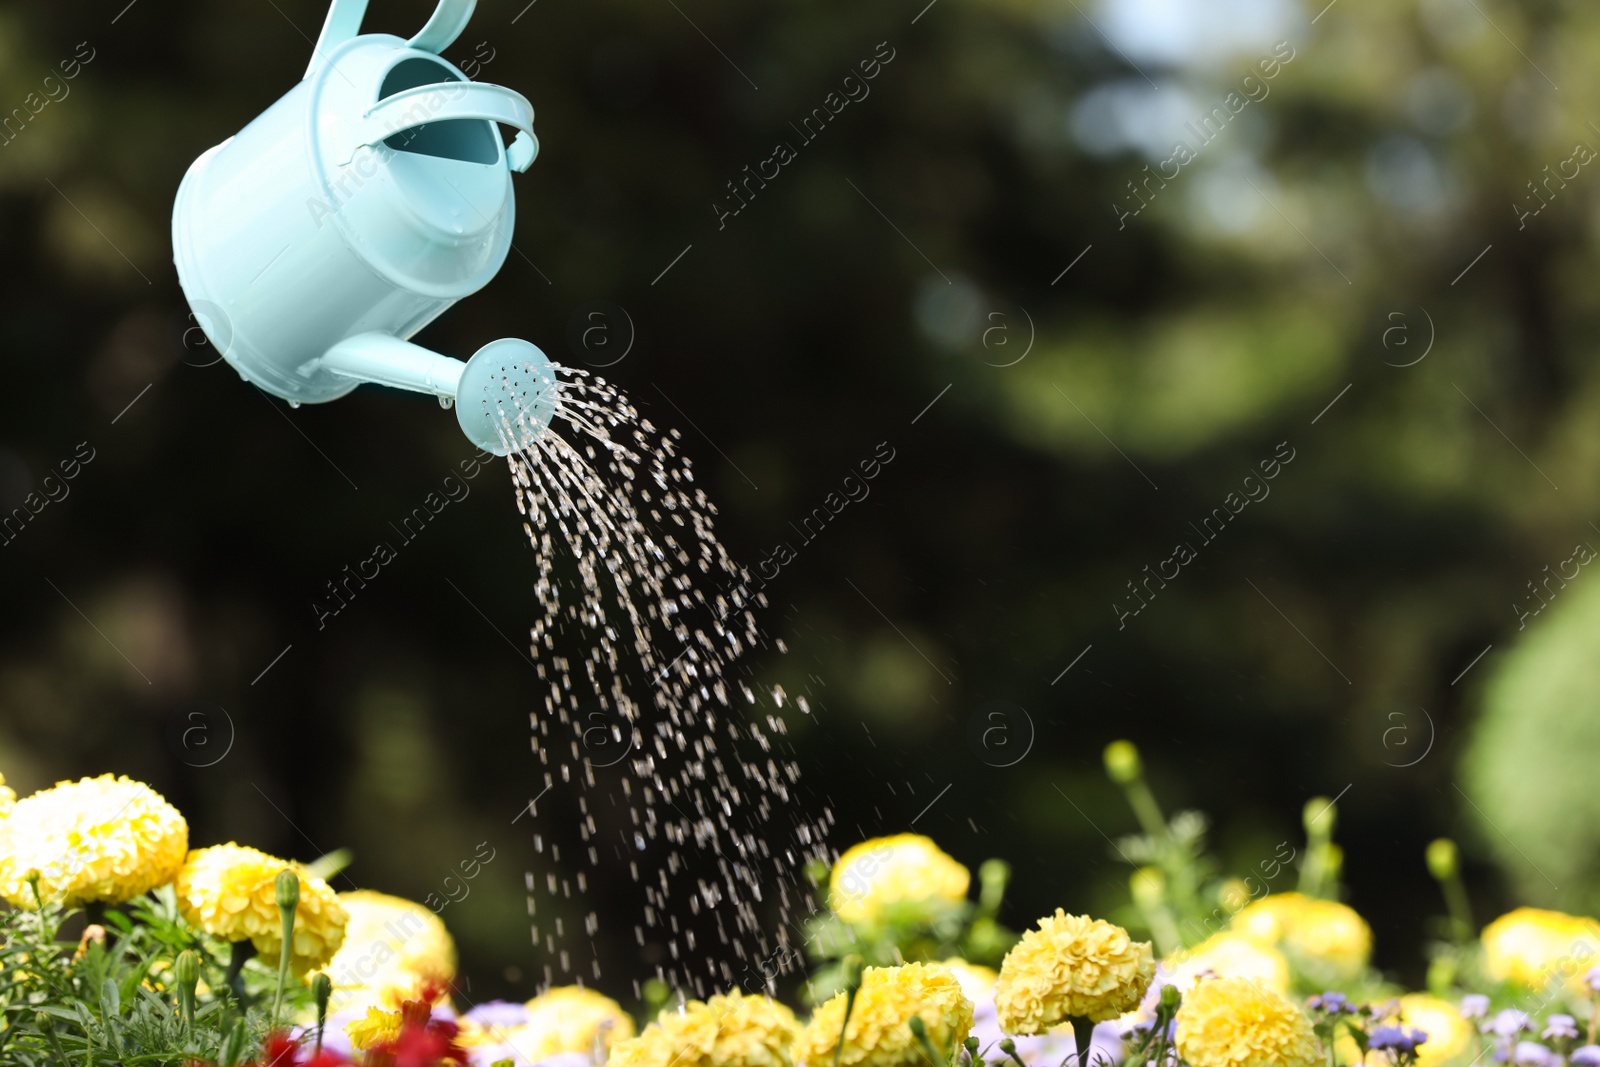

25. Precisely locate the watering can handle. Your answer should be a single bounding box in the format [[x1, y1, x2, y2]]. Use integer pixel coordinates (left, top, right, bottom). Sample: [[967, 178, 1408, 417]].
[[357, 81, 540, 171], [306, 0, 476, 78], [407, 0, 476, 53]]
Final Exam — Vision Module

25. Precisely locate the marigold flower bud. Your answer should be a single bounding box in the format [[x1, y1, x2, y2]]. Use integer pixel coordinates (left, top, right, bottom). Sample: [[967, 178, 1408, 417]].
[[1160, 983, 1182, 1012], [1218, 878, 1250, 913], [1131, 867, 1166, 908], [175, 949, 201, 994], [1303, 797, 1334, 835], [276, 869, 301, 912], [841, 953, 865, 992], [1426, 838, 1458, 881], [312, 971, 333, 1012], [1103, 741, 1142, 784], [979, 858, 1011, 907]]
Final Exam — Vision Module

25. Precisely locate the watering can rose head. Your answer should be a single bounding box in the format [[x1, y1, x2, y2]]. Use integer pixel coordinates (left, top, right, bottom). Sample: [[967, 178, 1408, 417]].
[[173, 0, 557, 455]]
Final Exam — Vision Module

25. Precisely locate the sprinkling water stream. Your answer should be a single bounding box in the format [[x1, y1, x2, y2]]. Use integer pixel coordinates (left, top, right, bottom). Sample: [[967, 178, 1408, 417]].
[[496, 363, 832, 997]]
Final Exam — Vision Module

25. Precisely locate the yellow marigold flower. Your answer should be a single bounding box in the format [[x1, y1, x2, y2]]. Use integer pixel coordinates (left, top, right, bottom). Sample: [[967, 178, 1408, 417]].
[[1481, 907, 1600, 988], [995, 911, 1154, 1033], [1231, 893, 1371, 979], [798, 963, 973, 1067], [1230, 894, 1299, 939], [500, 986, 635, 1058], [1174, 977, 1321, 1067], [346, 1006, 403, 1051], [0, 774, 188, 907], [321, 890, 455, 1012], [608, 990, 797, 1067], [175, 843, 346, 974], [1165, 933, 1290, 996], [1397, 993, 1473, 1067], [0, 772, 15, 818], [828, 834, 970, 924]]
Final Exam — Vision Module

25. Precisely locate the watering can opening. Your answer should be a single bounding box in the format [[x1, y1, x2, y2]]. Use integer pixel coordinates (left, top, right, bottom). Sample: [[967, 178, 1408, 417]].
[[378, 57, 499, 165]]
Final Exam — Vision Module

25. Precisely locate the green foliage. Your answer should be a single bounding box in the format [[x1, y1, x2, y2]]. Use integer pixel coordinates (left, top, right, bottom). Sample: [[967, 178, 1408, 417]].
[[1101, 740, 1242, 954], [0, 888, 315, 1065], [1463, 577, 1600, 911]]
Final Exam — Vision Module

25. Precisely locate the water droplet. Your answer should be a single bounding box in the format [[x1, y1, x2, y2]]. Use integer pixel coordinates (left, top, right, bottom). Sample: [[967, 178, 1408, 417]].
[[505, 362, 829, 988]]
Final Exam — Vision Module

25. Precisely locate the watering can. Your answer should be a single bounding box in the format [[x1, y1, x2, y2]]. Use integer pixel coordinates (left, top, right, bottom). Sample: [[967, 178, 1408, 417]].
[[172, 0, 556, 455]]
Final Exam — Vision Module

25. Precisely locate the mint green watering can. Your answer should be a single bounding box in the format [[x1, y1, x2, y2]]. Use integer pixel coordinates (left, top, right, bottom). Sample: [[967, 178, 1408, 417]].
[[173, 0, 556, 455]]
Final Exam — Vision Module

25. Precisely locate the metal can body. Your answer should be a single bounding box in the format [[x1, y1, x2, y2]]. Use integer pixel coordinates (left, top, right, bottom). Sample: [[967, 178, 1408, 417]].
[[172, 34, 519, 403]]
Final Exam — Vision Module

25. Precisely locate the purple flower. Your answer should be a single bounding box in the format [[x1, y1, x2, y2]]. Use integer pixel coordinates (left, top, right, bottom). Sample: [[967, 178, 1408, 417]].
[[1461, 995, 1491, 1020], [1513, 1040, 1557, 1067], [1310, 992, 1354, 1014], [1570, 1045, 1600, 1066], [1491, 1010, 1533, 1038], [1542, 1014, 1579, 1042], [1587, 966, 1600, 993], [1371, 1026, 1429, 1054]]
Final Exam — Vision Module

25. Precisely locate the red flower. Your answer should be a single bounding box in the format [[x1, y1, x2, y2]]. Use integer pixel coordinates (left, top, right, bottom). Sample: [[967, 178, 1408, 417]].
[[262, 1032, 303, 1066], [390, 1025, 461, 1067], [301, 1052, 355, 1067], [361, 982, 466, 1067]]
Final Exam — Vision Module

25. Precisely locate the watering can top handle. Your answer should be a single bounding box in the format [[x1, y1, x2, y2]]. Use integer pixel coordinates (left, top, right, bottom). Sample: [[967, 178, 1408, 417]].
[[357, 81, 540, 172], [306, 0, 476, 78]]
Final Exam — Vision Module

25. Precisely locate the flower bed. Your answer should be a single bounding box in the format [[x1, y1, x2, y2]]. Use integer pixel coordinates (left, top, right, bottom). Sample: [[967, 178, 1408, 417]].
[[0, 746, 1594, 1067]]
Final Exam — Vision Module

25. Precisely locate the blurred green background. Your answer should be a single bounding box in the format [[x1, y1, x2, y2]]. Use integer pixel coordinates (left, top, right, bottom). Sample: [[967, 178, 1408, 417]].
[[1, 0, 1597, 1004]]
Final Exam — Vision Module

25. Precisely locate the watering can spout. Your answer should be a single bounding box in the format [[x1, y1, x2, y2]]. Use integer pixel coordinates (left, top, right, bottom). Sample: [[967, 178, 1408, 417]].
[[319, 333, 557, 456]]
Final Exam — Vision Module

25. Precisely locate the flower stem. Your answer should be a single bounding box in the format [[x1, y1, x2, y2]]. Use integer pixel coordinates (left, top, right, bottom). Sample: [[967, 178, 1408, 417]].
[[833, 986, 860, 1067], [1124, 780, 1169, 840], [272, 871, 301, 1029], [35, 1012, 69, 1064], [909, 1017, 946, 1066], [224, 939, 256, 1003], [833, 955, 864, 1067], [1070, 1015, 1094, 1067], [313, 973, 333, 1054]]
